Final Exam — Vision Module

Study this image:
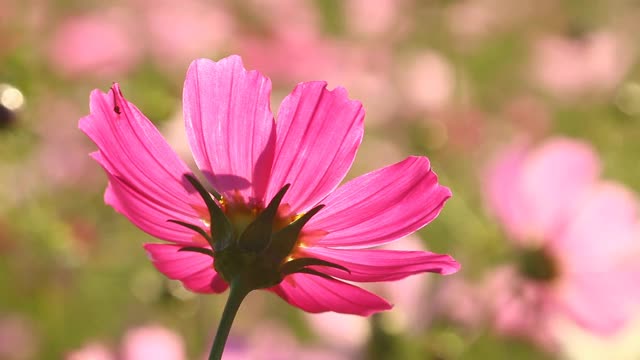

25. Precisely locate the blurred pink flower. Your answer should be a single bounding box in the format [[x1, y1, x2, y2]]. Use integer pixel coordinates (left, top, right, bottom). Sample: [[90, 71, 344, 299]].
[[447, 0, 537, 46], [80, 55, 459, 316], [239, 31, 344, 85], [121, 325, 186, 360], [344, 0, 406, 38], [400, 51, 456, 114], [137, 0, 233, 70], [483, 137, 640, 340], [222, 322, 350, 360], [48, 12, 142, 78], [531, 32, 633, 98], [435, 276, 487, 330], [501, 95, 551, 139], [244, 0, 320, 37], [66, 325, 185, 360], [33, 97, 99, 187], [0, 315, 38, 360], [66, 343, 114, 360]]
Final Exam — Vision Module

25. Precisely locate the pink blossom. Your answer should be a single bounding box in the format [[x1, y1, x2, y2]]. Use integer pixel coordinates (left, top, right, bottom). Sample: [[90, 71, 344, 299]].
[[238, 31, 344, 85], [137, 0, 234, 70], [400, 50, 456, 113], [243, 0, 320, 37], [80, 55, 459, 316], [66, 343, 114, 360], [446, 0, 537, 46], [531, 32, 633, 98], [483, 137, 640, 340], [344, 0, 406, 38], [121, 325, 186, 360], [221, 322, 350, 360], [48, 12, 142, 78], [0, 315, 38, 360], [66, 325, 185, 360]]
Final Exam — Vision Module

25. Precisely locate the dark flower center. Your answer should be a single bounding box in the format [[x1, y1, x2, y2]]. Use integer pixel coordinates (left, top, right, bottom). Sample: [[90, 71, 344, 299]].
[[517, 246, 558, 282], [171, 174, 348, 291]]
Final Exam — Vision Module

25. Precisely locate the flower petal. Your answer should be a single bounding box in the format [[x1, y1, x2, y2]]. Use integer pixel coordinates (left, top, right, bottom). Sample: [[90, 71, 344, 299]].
[[483, 141, 531, 243], [518, 138, 600, 240], [553, 182, 640, 272], [101, 163, 206, 246], [304, 156, 451, 248], [298, 246, 460, 282], [183, 56, 276, 204], [270, 273, 391, 316], [554, 273, 633, 335], [265, 81, 364, 214], [79, 85, 204, 245], [143, 243, 228, 294]]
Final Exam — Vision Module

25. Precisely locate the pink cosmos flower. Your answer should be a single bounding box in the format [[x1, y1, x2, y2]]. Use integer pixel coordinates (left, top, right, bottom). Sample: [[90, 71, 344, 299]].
[[66, 325, 185, 360], [121, 325, 186, 360], [48, 12, 142, 78], [66, 343, 114, 360], [137, 0, 234, 70], [483, 137, 640, 341], [400, 50, 456, 114], [531, 32, 633, 98], [221, 322, 350, 360], [80, 55, 459, 316]]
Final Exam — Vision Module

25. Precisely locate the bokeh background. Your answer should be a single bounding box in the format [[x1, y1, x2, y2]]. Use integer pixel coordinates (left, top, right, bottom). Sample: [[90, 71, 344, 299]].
[[1, 0, 640, 359]]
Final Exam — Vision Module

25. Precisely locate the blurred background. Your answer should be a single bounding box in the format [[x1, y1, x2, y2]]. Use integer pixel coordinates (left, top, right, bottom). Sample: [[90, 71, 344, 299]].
[[1, 0, 640, 359]]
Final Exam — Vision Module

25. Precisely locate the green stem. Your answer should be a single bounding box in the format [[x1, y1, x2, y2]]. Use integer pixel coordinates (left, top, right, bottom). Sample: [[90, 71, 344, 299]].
[[208, 280, 250, 360]]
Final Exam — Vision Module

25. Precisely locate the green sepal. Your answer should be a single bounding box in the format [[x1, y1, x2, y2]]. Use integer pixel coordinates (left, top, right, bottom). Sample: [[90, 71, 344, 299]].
[[168, 219, 213, 245], [238, 184, 290, 253], [184, 174, 234, 251], [179, 246, 215, 257], [294, 267, 338, 282], [265, 204, 324, 263], [280, 257, 350, 276]]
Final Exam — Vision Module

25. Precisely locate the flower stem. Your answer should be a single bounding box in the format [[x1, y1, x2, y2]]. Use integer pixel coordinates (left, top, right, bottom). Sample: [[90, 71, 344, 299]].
[[208, 280, 250, 360]]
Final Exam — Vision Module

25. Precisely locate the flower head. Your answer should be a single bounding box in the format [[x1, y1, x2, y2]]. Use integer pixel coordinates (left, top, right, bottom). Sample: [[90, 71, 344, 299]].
[[483, 137, 640, 340], [80, 55, 459, 316]]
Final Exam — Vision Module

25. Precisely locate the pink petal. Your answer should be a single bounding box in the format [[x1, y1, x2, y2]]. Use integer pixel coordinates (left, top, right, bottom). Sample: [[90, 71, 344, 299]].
[[122, 325, 186, 360], [304, 156, 451, 248], [483, 141, 531, 242], [554, 274, 632, 335], [553, 182, 640, 272], [265, 81, 365, 214], [270, 273, 391, 316], [143, 243, 228, 294], [518, 138, 601, 240], [101, 165, 206, 246], [484, 138, 601, 244], [299, 246, 459, 282], [79, 85, 204, 245], [182, 56, 276, 204]]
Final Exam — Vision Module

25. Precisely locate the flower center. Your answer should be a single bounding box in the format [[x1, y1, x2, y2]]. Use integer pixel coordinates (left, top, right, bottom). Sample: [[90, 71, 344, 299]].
[[172, 174, 348, 291], [517, 246, 558, 282]]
